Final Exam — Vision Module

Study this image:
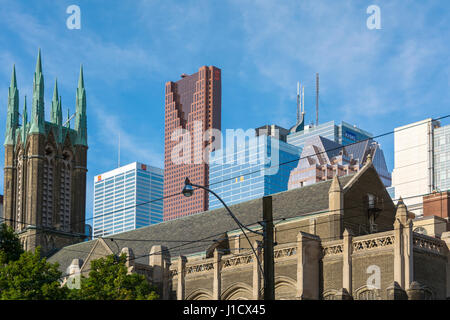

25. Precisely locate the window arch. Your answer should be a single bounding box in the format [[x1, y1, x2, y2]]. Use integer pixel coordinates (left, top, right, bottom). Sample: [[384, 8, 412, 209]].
[[355, 285, 381, 300], [59, 149, 73, 231], [186, 289, 213, 300], [275, 276, 296, 300], [322, 289, 338, 300], [221, 283, 253, 300], [15, 149, 25, 231], [42, 144, 55, 227]]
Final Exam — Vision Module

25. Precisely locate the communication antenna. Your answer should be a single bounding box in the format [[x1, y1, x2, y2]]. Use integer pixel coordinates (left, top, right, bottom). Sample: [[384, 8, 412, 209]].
[[302, 85, 305, 115], [296, 82, 300, 122], [316, 73, 319, 127]]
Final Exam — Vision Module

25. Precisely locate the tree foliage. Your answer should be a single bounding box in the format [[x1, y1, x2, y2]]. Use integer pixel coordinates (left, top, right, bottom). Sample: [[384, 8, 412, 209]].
[[0, 225, 159, 300], [68, 254, 159, 300], [0, 247, 68, 300], [0, 223, 24, 264]]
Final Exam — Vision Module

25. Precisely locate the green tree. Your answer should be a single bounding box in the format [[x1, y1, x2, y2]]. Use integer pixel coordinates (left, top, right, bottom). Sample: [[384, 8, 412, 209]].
[[68, 254, 159, 300], [0, 223, 24, 264], [0, 247, 69, 300]]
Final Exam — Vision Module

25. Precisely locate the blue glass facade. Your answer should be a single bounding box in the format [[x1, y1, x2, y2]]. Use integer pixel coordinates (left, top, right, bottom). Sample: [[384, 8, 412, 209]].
[[434, 124, 450, 191], [287, 120, 373, 150], [209, 135, 300, 210], [93, 162, 163, 238], [386, 186, 395, 199], [339, 121, 374, 145]]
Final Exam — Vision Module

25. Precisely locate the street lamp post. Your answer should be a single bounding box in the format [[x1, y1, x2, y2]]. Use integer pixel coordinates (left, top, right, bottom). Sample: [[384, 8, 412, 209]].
[[182, 177, 275, 300]]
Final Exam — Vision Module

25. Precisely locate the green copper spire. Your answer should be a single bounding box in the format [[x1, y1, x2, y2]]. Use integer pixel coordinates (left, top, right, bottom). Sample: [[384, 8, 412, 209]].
[[52, 78, 58, 101], [21, 96, 28, 144], [78, 64, 84, 88], [35, 48, 42, 75], [51, 79, 62, 124], [58, 96, 62, 125], [51, 79, 63, 142], [74, 65, 87, 146], [4, 65, 20, 145], [66, 108, 70, 128], [29, 48, 45, 134], [11, 64, 17, 88]]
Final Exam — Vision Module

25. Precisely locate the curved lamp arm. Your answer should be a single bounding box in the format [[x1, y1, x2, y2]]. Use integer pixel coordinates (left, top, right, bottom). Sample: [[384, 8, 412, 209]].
[[189, 182, 263, 237], [183, 178, 265, 281]]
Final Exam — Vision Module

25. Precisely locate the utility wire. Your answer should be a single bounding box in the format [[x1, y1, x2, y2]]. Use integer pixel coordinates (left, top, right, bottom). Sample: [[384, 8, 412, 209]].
[[33, 192, 448, 262], [7, 113, 448, 232], [2, 114, 449, 247], [2, 188, 448, 247]]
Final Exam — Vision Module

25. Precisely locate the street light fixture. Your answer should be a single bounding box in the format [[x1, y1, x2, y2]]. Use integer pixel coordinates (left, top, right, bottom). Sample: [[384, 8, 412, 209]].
[[182, 177, 275, 300], [181, 179, 194, 197]]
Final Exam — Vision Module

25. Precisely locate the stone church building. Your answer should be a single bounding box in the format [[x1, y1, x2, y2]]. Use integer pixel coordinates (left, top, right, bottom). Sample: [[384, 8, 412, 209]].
[[49, 159, 450, 300], [3, 50, 88, 256]]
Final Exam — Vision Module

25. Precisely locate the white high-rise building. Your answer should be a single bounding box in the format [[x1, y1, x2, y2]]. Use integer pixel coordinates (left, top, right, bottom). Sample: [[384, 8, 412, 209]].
[[391, 118, 448, 217], [93, 162, 164, 238]]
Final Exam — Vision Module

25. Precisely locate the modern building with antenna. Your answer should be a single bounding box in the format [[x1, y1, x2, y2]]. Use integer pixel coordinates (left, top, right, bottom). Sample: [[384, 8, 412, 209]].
[[286, 76, 391, 189], [287, 121, 374, 150], [287, 76, 373, 149], [93, 162, 163, 238]]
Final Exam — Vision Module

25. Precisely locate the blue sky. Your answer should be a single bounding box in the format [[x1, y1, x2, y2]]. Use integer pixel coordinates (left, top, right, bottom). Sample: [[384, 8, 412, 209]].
[[0, 0, 449, 224]]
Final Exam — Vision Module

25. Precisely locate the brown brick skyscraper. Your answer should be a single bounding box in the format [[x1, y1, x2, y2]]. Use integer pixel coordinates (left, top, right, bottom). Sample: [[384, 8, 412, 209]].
[[163, 66, 221, 221]]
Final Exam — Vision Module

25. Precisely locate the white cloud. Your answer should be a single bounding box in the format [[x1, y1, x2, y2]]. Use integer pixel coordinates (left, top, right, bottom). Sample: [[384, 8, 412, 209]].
[[90, 96, 164, 169], [229, 0, 449, 124]]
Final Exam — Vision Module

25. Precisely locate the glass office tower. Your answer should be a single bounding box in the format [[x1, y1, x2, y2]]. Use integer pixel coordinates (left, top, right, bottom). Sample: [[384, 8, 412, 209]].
[[93, 162, 164, 238], [434, 124, 450, 191], [208, 135, 300, 210], [287, 120, 373, 150]]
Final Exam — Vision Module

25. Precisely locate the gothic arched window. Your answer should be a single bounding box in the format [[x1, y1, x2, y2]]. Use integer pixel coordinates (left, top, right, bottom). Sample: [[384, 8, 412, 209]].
[[15, 149, 25, 231], [356, 286, 381, 300], [42, 145, 55, 227], [59, 150, 72, 231]]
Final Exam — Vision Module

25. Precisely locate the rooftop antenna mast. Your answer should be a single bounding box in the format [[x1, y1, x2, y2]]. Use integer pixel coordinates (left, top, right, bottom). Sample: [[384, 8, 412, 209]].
[[302, 85, 305, 115], [296, 82, 300, 121], [316, 73, 319, 127]]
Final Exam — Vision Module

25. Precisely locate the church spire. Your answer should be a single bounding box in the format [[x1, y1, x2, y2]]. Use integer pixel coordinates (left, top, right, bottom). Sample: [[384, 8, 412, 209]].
[[35, 48, 42, 75], [51, 79, 63, 143], [4, 64, 20, 145], [74, 65, 87, 146], [78, 64, 84, 88], [11, 64, 17, 88], [52, 78, 58, 102], [51, 79, 62, 125], [29, 48, 45, 134]]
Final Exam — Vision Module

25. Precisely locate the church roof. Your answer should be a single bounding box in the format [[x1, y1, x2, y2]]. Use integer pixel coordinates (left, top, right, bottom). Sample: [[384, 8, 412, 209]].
[[48, 174, 355, 272]]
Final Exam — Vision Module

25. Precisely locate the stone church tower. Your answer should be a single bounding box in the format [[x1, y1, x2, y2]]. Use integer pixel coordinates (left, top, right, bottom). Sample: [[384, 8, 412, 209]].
[[3, 50, 88, 256]]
